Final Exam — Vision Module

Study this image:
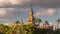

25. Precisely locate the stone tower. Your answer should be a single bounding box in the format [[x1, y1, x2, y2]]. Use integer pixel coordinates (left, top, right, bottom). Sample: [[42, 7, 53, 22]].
[[27, 5, 34, 24]]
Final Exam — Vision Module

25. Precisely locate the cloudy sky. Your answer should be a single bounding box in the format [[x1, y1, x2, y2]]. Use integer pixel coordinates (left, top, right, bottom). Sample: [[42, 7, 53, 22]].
[[0, 0, 60, 24]]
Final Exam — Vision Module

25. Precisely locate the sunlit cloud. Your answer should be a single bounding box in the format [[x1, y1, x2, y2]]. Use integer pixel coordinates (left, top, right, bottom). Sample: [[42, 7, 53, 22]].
[[58, 11, 60, 14], [0, 0, 31, 6], [0, 7, 29, 23], [34, 8, 56, 16], [47, 9, 56, 16], [0, 8, 7, 16]]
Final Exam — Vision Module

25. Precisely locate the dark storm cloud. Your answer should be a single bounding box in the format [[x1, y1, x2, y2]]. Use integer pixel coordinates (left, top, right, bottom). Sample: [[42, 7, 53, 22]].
[[25, 0, 60, 8], [0, 0, 60, 8]]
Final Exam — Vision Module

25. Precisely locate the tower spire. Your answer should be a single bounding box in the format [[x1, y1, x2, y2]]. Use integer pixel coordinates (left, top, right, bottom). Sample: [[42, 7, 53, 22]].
[[30, 5, 33, 11], [29, 5, 33, 16], [31, 5, 32, 9], [27, 5, 34, 24]]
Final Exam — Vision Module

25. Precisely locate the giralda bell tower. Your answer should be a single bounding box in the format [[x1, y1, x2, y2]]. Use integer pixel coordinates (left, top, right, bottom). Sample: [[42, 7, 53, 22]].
[[27, 5, 34, 24]]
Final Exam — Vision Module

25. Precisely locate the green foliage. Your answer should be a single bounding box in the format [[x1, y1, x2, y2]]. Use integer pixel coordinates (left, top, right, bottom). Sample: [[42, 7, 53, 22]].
[[44, 21, 49, 25], [0, 23, 54, 34], [56, 19, 60, 23], [56, 19, 60, 29], [35, 18, 42, 23], [34, 18, 42, 26], [54, 28, 60, 34], [0, 24, 4, 34], [24, 24, 35, 34], [15, 20, 20, 24], [0, 22, 54, 34], [4, 26, 10, 34]]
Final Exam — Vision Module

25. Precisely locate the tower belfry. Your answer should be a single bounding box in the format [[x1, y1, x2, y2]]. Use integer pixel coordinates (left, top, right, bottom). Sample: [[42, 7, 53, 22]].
[[27, 5, 34, 24]]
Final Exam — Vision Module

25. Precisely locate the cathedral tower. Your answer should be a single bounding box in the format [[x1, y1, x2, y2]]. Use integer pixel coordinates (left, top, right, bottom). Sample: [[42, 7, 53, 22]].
[[20, 18, 23, 24], [27, 5, 34, 24]]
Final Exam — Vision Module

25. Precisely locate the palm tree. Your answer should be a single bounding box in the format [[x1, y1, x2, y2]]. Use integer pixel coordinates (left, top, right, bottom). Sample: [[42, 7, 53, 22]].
[[0, 24, 4, 34], [56, 19, 60, 28], [35, 18, 42, 26], [15, 20, 20, 25], [38, 18, 42, 26], [43, 21, 49, 28], [44, 21, 49, 25]]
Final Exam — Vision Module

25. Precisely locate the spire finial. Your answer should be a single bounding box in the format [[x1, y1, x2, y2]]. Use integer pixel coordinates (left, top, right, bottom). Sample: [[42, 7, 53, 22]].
[[31, 4, 32, 7], [30, 4, 32, 8]]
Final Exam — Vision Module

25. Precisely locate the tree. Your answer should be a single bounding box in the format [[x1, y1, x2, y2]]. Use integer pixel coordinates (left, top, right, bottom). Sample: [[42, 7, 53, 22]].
[[24, 24, 35, 34], [44, 21, 49, 25], [4, 26, 10, 34], [34, 18, 42, 26], [0, 24, 4, 34], [15, 20, 20, 24], [56, 19, 60, 28], [54, 28, 60, 34]]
